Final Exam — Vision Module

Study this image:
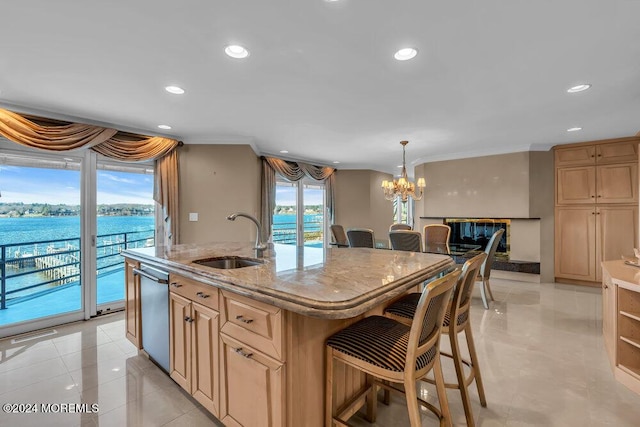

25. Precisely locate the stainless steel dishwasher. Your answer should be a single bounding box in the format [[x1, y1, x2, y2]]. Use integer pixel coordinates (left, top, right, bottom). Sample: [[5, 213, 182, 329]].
[[134, 265, 170, 373]]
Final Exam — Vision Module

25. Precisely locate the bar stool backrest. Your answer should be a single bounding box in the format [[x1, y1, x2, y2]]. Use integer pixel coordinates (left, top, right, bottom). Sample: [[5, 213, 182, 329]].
[[453, 253, 487, 326]]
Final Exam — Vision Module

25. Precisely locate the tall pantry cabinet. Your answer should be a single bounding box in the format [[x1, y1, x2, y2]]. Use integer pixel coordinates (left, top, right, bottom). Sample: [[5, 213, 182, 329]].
[[554, 137, 639, 285]]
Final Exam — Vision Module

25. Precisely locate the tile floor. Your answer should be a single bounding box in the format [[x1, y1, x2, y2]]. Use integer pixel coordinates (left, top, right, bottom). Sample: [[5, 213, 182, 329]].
[[1, 278, 640, 426]]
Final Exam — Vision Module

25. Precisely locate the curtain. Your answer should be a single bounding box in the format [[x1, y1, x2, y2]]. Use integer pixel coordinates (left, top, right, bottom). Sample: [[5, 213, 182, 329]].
[[260, 158, 276, 243], [261, 156, 336, 243], [155, 150, 180, 248], [0, 107, 181, 246]]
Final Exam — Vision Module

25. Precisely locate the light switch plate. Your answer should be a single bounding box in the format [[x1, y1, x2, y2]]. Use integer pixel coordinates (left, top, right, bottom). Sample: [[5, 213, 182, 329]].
[[189, 212, 198, 222]]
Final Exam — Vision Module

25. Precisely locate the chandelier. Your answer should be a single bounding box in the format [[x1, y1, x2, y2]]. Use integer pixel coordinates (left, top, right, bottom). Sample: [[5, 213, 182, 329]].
[[381, 141, 426, 203]]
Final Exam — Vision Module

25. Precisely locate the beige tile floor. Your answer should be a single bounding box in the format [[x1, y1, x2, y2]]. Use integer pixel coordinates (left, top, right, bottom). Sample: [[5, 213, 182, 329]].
[[1, 278, 640, 426]]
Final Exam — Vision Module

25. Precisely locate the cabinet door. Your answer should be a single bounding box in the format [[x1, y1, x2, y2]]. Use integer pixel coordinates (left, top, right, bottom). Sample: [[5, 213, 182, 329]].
[[555, 207, 597, 281], [556, 166, 596, 204], [555, 145, 596, 167], [596, 163, 638, 204], [169, 292, 191, 391], [596, 206, 639, 282], [220, 333, 284, 427], [125, 259, 141, 348], [596, 141, 638, 164], [191, 302, 220, 417]]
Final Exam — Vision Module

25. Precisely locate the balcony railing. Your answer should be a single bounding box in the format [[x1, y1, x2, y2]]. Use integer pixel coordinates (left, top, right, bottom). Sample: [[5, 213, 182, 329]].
[[0, 230, 154, 310], [272, 220, 323, 245]]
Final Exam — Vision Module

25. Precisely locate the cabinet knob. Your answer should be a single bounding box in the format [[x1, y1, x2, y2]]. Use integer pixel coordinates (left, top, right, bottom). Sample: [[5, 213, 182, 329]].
[[591, 212, 595, 215], [184, 316, 193, 323], [236, 315, 254, 324], [234, 347, 253, 358], [591, 195, 595, 198], [170, 282, 182, 288], [597, 195, 602, 198], [604, 284, 609, 289], [196, 291, 210, 299]]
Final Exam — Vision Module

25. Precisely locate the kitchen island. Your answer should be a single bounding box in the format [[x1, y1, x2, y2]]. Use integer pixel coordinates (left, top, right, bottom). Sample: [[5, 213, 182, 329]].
[[123, 242, 453, 427]]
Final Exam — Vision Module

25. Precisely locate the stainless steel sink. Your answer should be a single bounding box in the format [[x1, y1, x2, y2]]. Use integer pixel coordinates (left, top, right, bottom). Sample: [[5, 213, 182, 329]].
[[193, 256, 264, 269]]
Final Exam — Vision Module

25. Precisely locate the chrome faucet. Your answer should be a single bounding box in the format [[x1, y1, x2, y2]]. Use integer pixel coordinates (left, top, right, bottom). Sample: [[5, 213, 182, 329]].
[[226, 212, 268, 255]]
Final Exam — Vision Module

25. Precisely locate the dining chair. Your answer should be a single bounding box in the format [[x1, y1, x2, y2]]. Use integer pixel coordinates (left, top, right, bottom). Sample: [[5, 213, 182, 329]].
[[329, 224, 349, 247], [346, 228, 375, 248], [325, 269, 459, 427], [384, 253, 488, 427], [477, 228, 505, 309], [423, 224, 451, 254], [389, 223, 412, 232], [389, 230, 423, 252]]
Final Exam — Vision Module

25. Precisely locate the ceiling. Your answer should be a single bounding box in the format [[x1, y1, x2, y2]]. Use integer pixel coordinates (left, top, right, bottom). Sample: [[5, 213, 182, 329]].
[[1, 1, 639, 174]]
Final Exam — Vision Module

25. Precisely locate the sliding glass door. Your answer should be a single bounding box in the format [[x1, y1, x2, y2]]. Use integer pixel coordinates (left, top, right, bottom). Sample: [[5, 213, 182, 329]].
[[0, 150, 85, 336], [95, 161, 155, 312], [0, 144, 155, 337], [273, 176, 325, 247]]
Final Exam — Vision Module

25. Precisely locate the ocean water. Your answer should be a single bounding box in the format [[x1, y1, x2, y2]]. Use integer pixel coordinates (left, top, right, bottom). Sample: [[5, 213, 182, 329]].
[[0, 216, 154, 300], [0, 215, 154, 246]]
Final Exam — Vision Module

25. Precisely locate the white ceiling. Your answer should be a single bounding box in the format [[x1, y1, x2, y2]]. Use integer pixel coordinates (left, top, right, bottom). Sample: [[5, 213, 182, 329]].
[[1, 1, 639, 174]]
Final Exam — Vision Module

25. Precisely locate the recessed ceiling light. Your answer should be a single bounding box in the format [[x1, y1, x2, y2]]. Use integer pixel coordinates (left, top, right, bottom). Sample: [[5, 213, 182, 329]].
[[158, 124, 172, 130], [567, 84, 591, 93], [397, 165, 403, 168], [333, 161, 340, 164], [63, 157, 74, 161], [225, 45, 250, 59], [394, 48, 418, 61], [280, 150, 289, 154], [567, 127, 582, 132], [165, 86, 185, 95]]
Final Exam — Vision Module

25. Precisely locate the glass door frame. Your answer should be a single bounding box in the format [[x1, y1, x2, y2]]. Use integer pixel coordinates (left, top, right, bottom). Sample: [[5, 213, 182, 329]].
[[0, 143, 87, 338]]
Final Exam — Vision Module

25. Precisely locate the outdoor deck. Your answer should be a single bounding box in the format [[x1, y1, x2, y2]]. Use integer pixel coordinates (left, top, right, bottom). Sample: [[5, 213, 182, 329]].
[[0, 268, 124, 326]]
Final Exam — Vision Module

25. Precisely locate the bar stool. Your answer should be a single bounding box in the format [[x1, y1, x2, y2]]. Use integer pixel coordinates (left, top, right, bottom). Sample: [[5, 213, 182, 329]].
[[325, 270, 460, 427], [384, 253, 487, 427]]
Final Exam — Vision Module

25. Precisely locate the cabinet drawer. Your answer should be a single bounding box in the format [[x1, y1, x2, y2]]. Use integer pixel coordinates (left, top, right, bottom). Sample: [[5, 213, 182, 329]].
[[221, 291, 284, 361], [169, 274, 219, 311]]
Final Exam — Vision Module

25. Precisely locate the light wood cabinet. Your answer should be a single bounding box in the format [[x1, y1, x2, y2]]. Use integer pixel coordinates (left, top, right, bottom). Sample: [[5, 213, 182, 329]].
[[554, 137, 639, 285], [219, 291, 285, 427], [220, 333, 284, 427], [597, 141, 638, 164], [555, 206, 638, 282], [556, 163, 637, 205], [602, 261, 640, 396], [597, 163, 638, 204], [124, 258, 141, 348], [169, 276, 220, 417]]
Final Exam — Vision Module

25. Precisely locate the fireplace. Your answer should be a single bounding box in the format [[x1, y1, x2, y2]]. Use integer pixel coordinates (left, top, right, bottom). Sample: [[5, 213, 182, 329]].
[[444, 218, 510, 256]]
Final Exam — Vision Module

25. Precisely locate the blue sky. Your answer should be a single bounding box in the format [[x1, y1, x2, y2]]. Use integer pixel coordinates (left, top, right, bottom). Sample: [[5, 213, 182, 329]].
[[275, 185, 323, 206], [0, 166, 153, 205]]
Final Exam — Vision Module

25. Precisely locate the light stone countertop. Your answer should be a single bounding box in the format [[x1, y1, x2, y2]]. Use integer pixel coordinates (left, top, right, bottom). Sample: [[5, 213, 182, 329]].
[[602, 260, 640, 291], [123, 242, 454, 319]]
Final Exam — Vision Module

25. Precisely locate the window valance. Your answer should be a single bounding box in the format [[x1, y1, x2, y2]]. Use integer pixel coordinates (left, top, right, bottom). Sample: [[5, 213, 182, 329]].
[[0, 107, 180, 247]]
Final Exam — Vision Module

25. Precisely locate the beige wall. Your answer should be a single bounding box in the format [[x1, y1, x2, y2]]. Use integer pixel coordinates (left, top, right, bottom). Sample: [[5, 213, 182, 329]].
[[179, 144, 261, 244], [334, 169, 394, 243], [414, 151, 555, 282]]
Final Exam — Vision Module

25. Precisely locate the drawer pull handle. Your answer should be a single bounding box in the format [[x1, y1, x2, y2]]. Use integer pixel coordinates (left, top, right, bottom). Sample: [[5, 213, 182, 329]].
[[196, 291, 210, 299], [236, 315, 254, 324], [170, 282, 182, 288], [184, 316, 194, 323], [234, 347, 253, 358]]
